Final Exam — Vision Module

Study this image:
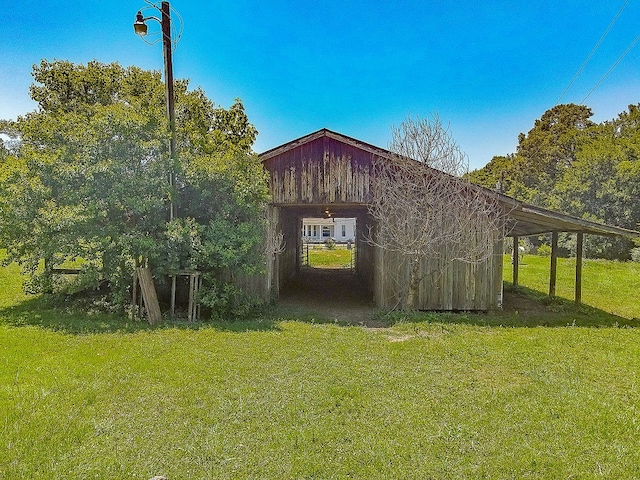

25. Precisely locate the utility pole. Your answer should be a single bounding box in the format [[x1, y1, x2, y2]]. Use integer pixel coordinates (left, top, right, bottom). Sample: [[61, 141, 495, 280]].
[[161, 1, 177, 221], [134, 1, 179, 221]]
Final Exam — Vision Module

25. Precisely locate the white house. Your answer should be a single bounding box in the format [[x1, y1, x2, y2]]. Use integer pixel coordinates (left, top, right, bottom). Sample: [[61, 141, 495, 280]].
[[302, 217, 356, 243]]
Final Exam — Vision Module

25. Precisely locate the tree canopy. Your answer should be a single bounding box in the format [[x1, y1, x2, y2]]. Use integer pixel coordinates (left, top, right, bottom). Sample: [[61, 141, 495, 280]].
[[0, 60, 269, 317], [468, 103, 640, 259]]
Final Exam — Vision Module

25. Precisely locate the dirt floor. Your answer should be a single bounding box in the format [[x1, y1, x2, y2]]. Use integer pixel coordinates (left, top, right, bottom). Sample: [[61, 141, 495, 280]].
[[277, 267, 379, 325]]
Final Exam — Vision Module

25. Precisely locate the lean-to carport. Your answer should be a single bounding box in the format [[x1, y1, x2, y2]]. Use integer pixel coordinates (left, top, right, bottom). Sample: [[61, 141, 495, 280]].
[[500, 195, 639, 303]]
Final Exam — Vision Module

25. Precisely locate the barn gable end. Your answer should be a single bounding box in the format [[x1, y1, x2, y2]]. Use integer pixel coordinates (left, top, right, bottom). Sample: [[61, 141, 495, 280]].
[[261, 129, 383, 206], [255, 129, 504, 311]]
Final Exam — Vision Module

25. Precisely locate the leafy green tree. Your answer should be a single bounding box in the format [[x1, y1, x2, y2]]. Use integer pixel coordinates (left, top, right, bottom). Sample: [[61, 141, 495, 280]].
[[553, 107, 640, 259], [466, 154, 518, 192], [468, 104, 594, 205], [515, 103, 594, 205], [469, 103, 639, 260], [0, 60, 268, 316], [0, 137, 7, 162]]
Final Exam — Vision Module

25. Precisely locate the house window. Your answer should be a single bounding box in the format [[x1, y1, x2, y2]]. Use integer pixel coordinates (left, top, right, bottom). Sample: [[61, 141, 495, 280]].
[[342, 225, 346, 237], [312, 225, 318, 237], [322, 226, 331, 238]]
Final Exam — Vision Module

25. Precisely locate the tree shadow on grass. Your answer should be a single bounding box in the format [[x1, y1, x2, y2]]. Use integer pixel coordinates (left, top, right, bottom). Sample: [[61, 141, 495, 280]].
[[2, 282, 636, 335], [372, 283, 639, 329], [0, 295, 281, 335], [270, 268, 639, 329]]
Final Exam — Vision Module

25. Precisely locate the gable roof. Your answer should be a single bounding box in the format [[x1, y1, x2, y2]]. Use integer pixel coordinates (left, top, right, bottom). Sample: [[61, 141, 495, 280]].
[[259, 129, 639, 239], [260, 128, 389, 161]]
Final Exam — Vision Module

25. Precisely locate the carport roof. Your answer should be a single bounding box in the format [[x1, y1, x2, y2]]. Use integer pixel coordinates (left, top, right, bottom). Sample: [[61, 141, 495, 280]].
[[498, 194, 638, 238]]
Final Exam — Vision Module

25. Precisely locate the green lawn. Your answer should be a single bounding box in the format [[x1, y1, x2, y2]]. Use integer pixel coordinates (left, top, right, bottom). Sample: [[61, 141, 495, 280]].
[[504, 254, 640, 320], [307, 245, 353, 268], [2, 253, 640, 478]]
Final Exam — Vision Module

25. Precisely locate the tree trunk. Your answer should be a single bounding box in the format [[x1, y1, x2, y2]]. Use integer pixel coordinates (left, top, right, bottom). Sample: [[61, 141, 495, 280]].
[[405, 257, 421, 310]]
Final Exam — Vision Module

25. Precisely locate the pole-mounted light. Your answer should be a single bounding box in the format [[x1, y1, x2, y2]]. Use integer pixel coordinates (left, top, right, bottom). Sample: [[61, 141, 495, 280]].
[[133, 1, 182, 221], [133, 11, 149, 36]]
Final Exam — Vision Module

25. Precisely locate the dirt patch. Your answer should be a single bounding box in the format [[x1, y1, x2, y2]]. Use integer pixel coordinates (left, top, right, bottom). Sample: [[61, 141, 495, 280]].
[[500, 288, 552, 315], [277, 269, 556, 326], [277, 267, 379, 326]]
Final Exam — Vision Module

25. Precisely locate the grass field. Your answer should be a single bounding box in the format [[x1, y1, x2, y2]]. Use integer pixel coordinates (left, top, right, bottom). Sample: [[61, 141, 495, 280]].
[[306, 244, 353, 268], [1, 252, 640, 479], [503, 254, 640, 320]]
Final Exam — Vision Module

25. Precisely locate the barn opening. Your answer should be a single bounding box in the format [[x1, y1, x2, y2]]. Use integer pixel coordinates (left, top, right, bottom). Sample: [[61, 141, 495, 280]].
[[301, 215, 356, 269], [248, 128, 639, 312], [275, 205, 375, 305]]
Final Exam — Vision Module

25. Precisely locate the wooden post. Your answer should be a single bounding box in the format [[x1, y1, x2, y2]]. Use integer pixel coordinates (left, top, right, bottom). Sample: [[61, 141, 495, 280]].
[[549, 231, 558, 297], [575, 232, 583, 304], [132, 269, 138, 318], [170, 275, 177, 317], [43, 258, 53, 293], [196, 273, 202, 320], [161, 0, 178, 221], [512, 235, 519, 286], [188, 273, 195, 321]]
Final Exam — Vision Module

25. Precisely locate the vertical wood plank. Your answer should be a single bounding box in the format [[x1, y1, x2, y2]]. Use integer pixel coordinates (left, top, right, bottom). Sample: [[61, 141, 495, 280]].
[[188, 273, 195, 321], [512, 235, 519, 286], [495, 236, 504, 309], [170, 275, 176, 317], [132, 269, 138, 309], [136, 267, 163, 325]]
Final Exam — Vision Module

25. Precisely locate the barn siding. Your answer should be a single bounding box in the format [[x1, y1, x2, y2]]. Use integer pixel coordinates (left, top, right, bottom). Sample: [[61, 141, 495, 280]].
[[374, 245, 502, 311], [278, 208, 299, 286], [355, 211, 376, 296], [233, 205, 280, 302], [264, 136, 374, 205]]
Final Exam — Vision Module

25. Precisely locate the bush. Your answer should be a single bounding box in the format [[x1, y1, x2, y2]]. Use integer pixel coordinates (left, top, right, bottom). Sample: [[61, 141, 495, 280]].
[[537, 244, 552, 257], [325, 237, 336, 250], [198, 276, 263, 321]]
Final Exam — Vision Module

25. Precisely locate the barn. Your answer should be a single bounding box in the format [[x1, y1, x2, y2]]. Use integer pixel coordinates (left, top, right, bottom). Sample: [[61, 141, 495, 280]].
[[240, 129, 638, 311]]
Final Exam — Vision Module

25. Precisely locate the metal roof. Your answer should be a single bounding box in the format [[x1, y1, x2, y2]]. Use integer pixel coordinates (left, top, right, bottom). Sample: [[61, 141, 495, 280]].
[[499, 194, 638, 238]]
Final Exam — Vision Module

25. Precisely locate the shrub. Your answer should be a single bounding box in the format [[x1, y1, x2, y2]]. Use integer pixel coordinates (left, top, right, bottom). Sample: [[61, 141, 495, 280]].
[[537, 244, 552, 257]]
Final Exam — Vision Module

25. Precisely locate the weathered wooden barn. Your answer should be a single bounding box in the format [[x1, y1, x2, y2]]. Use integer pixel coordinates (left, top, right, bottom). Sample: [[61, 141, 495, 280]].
[[241, 129, 638, 311]]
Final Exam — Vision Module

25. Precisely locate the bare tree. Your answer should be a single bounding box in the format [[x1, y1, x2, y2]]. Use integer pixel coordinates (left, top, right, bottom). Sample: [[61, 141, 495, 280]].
[[368, 114, 505, 309]]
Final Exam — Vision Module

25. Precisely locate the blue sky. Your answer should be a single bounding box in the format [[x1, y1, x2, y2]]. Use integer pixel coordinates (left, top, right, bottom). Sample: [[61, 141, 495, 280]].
[[2, 0, 640, 170]]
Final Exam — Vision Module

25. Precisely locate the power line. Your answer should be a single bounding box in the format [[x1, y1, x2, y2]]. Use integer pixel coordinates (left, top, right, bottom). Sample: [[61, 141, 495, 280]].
[[581, 33, 640, 104], [556, 0, 630, 105]]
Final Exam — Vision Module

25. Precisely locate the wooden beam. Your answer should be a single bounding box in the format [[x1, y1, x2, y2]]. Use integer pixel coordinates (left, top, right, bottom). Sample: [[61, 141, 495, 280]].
[[549, 231, 558, 297], [512, 235, 519, 286], [575, 232, 583, 304], [170, 275, 177, 318], [131, 269, 138, 320]]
